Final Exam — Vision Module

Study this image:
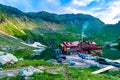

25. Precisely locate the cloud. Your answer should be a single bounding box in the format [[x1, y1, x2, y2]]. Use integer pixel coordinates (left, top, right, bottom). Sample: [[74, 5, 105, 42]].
[[91, 0, 120, 24], [62, 0, 120, 24], [0, 0, 120, 24], [72, 0, 94, 6]]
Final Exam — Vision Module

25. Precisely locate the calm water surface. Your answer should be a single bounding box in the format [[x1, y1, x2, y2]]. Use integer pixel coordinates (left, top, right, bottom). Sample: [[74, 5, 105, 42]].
[[38, 48, 120, 60], [102, 48, 120, 60]]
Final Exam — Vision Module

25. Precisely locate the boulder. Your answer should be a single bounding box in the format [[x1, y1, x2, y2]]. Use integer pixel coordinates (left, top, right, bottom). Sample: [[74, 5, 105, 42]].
[[19, 66, 43, 77], [0, 53, 18, 65], [19, 69, 34, 77]]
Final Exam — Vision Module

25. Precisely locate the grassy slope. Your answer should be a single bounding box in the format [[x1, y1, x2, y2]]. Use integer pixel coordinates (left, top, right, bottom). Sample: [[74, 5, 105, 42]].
[[0, 33, 24, 47], [0, 33, 37, 59]]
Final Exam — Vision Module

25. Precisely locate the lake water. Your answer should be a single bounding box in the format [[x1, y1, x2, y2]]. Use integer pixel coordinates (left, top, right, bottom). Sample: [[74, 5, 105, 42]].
[[102, 48, 120, 60], [35, 48, 120, 60]]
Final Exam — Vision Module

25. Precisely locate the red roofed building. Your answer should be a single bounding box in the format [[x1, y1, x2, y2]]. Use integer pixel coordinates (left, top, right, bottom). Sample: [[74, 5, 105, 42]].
[[60, 40, 102, 56]]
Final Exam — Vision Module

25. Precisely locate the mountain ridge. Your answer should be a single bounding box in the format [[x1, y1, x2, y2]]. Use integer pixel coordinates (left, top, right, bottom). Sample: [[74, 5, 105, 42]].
[[0, 4, 120, 46]]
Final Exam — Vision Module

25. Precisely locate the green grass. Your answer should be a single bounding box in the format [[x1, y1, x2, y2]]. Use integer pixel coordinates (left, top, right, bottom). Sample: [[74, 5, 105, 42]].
[[1, 60, 61, 69], [0, 76, 22, 80], [67, 67, 120, 80], [31, 72, 65, 80], [0, 72, 65, 80], [10, 48, 34, 59], [1, 67, 120, 80], [0, 33, 38, 59], [104, 70, 120, 77]]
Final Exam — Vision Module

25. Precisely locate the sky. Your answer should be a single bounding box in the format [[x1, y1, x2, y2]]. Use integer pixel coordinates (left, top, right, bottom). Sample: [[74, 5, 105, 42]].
[[0, 0, 120, 24]]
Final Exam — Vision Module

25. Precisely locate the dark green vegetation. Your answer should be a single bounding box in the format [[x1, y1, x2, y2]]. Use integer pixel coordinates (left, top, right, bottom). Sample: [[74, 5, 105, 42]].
[[116, 40, 120, 50], [32, 48, 57, 60]]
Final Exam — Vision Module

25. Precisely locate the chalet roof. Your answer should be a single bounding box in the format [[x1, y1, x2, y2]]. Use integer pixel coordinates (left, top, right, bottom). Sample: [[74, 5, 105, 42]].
[[60, 40, 96, 47]]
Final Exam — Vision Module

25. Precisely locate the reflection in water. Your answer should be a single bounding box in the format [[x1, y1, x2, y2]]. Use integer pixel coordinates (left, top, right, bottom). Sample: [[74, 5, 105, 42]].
[[34, 48, 120, 60], [32, 48, 57, 60], [102, 48, 120, 60]]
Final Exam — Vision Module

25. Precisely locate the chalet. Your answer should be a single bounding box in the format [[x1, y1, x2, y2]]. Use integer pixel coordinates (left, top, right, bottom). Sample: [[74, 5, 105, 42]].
[[60, 40, 102, 56]]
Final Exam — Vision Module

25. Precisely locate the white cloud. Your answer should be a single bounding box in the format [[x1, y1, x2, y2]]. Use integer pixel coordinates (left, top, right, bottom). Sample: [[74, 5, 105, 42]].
[[93, 0, 120, 24], [64, 7, 80, 14], [72, 0, 94, 6], [63, 0, 120, 24]]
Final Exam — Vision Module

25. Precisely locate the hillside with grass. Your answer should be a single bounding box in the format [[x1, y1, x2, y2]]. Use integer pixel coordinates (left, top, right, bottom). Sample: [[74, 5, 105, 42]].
[[0, 4, 103, 45], [0, 4, 120, 46]]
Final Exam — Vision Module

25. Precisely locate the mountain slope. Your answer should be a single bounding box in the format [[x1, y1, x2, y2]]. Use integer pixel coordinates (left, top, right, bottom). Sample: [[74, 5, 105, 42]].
[[0, 4, 120, 46]]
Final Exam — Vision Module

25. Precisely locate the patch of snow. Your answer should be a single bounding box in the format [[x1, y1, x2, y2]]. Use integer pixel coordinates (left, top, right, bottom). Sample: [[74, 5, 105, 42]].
[[110, 43, 118, 47], [21, 42, 46, 48], [31, 42, 46, 47], [9, 35, 19, 40]]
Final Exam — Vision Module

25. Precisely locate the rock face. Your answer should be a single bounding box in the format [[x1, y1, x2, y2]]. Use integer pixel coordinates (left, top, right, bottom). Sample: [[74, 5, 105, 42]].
[[0, 52, 18, 66]]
